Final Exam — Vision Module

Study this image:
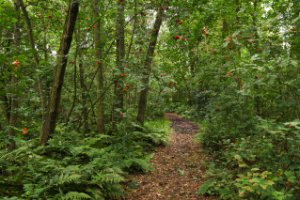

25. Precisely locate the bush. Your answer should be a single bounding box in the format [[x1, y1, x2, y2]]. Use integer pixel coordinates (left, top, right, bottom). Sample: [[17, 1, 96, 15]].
[[199, 119, 300, 200], [0, 120, 170, 199]]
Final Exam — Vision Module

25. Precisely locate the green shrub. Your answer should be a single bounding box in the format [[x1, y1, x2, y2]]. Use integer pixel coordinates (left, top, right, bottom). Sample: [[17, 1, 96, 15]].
[[0, 120, 170, 199]]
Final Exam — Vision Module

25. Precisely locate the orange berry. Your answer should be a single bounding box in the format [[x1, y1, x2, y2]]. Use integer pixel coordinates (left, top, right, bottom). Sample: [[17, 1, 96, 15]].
[[21, 127, 28, 135]]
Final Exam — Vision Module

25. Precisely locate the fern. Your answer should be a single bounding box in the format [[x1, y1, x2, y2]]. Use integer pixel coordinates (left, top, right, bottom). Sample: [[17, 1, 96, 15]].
[[58, 173, 82, 185], [0, 119, 170, 199], [63, 192, 92, 200], [122, 156, 153, 173], [92, 168, 124, 184]]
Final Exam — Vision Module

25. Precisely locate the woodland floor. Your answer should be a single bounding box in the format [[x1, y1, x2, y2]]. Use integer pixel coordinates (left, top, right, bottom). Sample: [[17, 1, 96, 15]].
[[125, 113, 212, 200]]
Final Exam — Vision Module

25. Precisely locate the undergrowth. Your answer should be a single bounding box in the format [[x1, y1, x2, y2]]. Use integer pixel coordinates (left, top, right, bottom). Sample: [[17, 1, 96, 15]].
[[197, 93, 300, 200], [0, 120, 170, 199]]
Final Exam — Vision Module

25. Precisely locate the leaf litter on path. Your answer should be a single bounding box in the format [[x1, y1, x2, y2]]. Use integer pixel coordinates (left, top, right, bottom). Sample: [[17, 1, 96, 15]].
[[125, 113, 213, 200]]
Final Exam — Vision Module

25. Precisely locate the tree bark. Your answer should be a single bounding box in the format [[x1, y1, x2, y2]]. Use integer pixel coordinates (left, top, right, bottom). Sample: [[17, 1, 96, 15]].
[[8, 1, 22, 150], [93, 0, 105, 133], [136, 5, 165, 125], [126, 0, 138, 61], [113, 0, 126, 125], [17, 0, 47, 119], [40, 0, 79, 144], [75, 21, 89, 132], [78, 49, 89, 132], [291, 0, 300, 59]]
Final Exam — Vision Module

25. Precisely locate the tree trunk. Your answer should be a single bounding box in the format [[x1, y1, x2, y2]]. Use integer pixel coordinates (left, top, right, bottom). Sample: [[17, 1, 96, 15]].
[[8, 1, 22, 150], [126, 0, 138, 61], [93, 0, 105, 133], [291, 0, 300, 59], [17, 0, 47, 119], [76, 21, 89, 132], [40, 0, 79, 144], [136, 5, 165, 125], [66, 54, 77, 125], [78, 48, 89, 132], [113, 0, 126, 125]]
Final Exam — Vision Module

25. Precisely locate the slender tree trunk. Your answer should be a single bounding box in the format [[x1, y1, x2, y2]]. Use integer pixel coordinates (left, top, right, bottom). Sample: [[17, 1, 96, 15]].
[[291, 0, 300, 59], [93, 0, 105, 133], [251, 0, 260, 53], [8, 1, 22, 150], [113, 0, 126, 125], [1, 32, 12, 123], [125, 0, 138, 109], [136, 5, 165, 125], [75, 19, 89, 132], [40, 0, 79, 144], [251, 0, 262, 115], [78, 48, 89, 132], [42, 15, 51, 104], [17, 0, 47, 119], [66, 55, 77, 125], [126, 0, 138, 61], [0, 79, 10, 123]]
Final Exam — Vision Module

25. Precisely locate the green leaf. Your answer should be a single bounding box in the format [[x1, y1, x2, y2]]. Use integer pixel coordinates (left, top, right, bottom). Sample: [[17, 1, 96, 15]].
[[198, 179, 215, 195]]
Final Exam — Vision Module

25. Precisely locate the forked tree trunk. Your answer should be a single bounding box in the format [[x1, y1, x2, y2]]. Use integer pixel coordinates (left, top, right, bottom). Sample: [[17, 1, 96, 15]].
[[40, 0, 79, 144], [112, 0, 126, 126], [93, 0, 105, 133], [136, 5, 165, 125]]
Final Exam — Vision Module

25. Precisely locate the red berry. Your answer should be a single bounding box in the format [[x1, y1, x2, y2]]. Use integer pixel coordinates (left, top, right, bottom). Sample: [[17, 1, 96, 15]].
[[174, 35, 181, 40]]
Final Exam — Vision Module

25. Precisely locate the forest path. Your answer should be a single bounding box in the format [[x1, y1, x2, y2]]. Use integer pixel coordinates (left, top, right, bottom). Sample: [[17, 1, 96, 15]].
[[126, 113, 211, 200]]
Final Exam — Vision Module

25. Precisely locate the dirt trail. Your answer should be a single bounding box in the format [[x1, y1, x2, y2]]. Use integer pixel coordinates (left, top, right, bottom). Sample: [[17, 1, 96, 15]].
[[126, 113, 211, 200]]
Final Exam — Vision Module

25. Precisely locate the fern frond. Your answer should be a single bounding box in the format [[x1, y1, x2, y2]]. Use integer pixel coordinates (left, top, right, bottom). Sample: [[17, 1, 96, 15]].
[[63, 191, 92, 200], [92, 168, 124, 184]]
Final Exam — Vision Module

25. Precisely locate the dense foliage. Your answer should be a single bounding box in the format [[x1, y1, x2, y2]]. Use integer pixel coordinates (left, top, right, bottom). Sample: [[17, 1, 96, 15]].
[[163, 0, 300, 199], [1, 0, 299, 199], [0, 120, 169, 199]]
